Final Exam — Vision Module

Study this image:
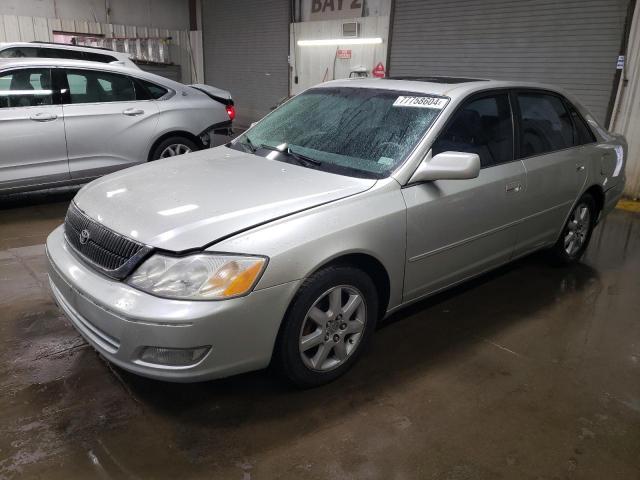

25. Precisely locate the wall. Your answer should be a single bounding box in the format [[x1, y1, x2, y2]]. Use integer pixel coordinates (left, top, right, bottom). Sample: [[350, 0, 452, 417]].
[[611, 3, 640, 199], [298, 0, 391, 21], [0, 13, 196, 83], [290, 15, 389, 94], [0, 0, 189, 31]]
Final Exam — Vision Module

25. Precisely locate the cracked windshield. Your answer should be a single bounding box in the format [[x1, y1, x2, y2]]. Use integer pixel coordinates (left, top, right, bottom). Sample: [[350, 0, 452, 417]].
[[231, 87, 447, 178]]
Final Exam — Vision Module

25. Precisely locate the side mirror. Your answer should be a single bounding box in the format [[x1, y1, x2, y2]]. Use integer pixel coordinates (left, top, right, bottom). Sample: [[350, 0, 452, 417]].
[[408, 151, 480, 183]]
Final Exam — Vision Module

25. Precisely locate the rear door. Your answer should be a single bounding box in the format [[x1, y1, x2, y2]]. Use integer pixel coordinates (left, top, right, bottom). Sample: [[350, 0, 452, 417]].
[[0, 67, 68, 191], [59, 67, 160, 179], [403, 91, 526, 301], [511, 90, 592, 257]]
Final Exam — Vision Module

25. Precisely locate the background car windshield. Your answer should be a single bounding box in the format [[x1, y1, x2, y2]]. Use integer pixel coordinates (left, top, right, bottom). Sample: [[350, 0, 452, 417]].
[[236, 87, 446, 178]]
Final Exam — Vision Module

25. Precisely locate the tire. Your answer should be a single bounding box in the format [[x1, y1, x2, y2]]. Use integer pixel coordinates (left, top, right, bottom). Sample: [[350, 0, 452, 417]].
[[550, 193, 597, 264], [150, 136, 199, 161], [274, 265, 378, 388]]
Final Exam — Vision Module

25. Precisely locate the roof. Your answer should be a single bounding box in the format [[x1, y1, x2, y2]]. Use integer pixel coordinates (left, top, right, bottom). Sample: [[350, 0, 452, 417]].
[[0, 58, 185, 89], [387, 76, 486, 84], [0, 42, 131, 59], [0, 57, 130, 70], [315, 77, 569, 100], [30, 41, 115, 52]]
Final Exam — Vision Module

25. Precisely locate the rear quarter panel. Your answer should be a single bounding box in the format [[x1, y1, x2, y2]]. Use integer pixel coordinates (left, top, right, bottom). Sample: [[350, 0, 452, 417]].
[[564, 93, 627, 218], [151, 90, 229, 145]]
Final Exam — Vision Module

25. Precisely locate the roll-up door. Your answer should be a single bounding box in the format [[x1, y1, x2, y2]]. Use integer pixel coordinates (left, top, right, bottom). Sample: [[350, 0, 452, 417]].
[[389, 0, 630, 123], [137, 64, 182, 82], [202, 0, 289, 127]]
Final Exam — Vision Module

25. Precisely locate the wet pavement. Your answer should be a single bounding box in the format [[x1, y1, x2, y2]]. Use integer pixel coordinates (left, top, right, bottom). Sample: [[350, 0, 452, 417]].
[[0, 191, 639, 479]]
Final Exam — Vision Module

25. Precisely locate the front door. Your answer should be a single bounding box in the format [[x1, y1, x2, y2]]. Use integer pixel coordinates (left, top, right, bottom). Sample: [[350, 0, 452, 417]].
[[59, 67, 160, 179], [402, 91, 525, 301], [0, 67, 68, 191]]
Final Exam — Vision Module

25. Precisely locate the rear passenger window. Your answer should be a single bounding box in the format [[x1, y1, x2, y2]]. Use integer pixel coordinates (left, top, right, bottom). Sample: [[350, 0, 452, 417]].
[[0, 47, 39, 58], [64, 69, 135, 104], [432, 93, 513, 168], [139, 80, 168, 99], [567, 104, 596, 145], [517, 93, 573, 157], [83, 52, 118, 63], [39, 48, 85, 60]]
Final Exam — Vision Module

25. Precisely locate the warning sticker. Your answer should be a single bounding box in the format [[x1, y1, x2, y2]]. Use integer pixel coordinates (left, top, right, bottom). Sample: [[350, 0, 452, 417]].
[[393, 96, 448, 109]]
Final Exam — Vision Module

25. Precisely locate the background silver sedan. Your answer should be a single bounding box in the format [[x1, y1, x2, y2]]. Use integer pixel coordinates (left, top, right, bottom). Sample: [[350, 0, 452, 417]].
[[0, 58, 234, 194], [47, 77, 626, 387]]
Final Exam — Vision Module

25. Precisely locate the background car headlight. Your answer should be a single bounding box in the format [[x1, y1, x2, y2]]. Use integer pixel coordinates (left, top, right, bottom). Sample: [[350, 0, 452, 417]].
[[128, 253, 267, 300]]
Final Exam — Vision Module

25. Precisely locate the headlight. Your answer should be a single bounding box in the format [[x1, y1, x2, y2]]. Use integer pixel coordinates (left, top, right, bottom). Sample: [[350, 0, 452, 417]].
[[128, 253, 267, 300]]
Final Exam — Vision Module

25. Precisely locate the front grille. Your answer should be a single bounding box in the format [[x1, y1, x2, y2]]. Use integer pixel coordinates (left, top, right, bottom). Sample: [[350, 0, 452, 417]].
[[64, 202, 152, 279]]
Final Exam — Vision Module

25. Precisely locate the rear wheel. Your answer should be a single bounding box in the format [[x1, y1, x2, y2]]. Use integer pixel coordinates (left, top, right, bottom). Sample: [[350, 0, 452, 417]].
[[274, 265, 378, 388], [150, 136, 199, 160], [551, 193, 596, 264]]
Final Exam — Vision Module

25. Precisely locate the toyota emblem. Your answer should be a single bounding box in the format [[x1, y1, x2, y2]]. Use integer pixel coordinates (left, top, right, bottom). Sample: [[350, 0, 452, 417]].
[[79, 229, 90, 245]]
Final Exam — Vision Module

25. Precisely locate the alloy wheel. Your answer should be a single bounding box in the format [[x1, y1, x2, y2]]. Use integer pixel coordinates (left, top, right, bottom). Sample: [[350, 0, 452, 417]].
[[298, 285, 367, 372], [159, 143, 192, 158], [564, 202, 591, 256]]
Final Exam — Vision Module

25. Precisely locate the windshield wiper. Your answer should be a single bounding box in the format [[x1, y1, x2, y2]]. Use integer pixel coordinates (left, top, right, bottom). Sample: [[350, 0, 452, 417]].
[[259, 143, 322, 167], [237, 135, 257, 153]]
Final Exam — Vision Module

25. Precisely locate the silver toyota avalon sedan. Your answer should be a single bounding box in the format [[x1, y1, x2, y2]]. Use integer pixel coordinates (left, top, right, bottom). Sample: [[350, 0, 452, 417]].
[[46, 77, 626, 387], [0, 58, 234, 194]]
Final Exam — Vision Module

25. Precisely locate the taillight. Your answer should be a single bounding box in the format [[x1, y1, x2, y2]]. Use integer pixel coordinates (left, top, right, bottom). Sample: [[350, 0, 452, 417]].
[[226, 105, 235, 121]]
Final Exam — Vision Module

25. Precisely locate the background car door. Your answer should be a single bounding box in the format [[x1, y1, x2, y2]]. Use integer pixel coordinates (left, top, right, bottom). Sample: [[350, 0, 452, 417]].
[[0, 67, 68, 191], [511, 91, 591, 257], [60, 68, 160, 179], [402, 92, 526, 301]]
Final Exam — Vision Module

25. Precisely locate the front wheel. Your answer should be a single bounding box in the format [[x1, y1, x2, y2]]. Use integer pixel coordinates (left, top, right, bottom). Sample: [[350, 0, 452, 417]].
[[150, 136, 199, 161], [551, 193, 597, 264], [274, 265, 378, 388]]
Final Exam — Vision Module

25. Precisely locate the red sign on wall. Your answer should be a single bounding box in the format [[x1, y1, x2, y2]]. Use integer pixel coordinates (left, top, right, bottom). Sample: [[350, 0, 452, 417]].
[[372, 62, 386, 78], [337, 49, 352, 59]]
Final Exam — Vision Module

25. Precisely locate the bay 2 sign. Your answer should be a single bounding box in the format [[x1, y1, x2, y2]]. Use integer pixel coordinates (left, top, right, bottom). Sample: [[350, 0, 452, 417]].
[[310, 0, 363, 21]]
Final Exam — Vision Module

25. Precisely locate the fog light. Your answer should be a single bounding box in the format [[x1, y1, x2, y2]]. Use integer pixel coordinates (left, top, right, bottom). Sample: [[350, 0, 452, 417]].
[[139, 346, 210, 366]]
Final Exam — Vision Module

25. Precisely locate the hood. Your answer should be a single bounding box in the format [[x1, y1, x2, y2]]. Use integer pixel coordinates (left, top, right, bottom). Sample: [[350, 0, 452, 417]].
[[74, 147, 376, 251]]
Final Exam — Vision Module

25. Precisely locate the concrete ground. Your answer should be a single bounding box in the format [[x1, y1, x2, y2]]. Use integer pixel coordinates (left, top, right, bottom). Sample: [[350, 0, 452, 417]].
[[1, 189, 639, 480]]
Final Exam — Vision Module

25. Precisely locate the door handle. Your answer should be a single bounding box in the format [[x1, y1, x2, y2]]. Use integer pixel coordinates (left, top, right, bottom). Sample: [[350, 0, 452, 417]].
[[576, 164, 585, 172], [506, 182, 522, 193], [30, 112, 57, 122], [122, 108, 144, 116]]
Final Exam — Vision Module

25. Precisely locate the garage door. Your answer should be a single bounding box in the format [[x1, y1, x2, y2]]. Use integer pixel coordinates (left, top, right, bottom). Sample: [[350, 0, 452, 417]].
[[389, 0, 630, 123], [202, 0, 289, 127], [137, 64, 182, 82]]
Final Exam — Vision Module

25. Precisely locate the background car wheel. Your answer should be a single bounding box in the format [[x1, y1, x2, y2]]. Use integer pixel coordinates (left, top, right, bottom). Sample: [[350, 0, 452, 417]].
[[551, 193, 597, 264], [274, 265, 378, 388], [150, 136, 199, 161]]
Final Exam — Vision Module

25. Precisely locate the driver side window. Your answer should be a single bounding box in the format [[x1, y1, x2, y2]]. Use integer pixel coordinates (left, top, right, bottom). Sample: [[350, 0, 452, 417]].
[[0, 68, 53, 109], [432, 93, 514, 168]]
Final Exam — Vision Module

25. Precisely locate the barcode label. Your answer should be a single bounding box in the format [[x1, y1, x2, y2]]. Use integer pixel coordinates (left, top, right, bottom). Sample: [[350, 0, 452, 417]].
[[393, 96, 448, 109]]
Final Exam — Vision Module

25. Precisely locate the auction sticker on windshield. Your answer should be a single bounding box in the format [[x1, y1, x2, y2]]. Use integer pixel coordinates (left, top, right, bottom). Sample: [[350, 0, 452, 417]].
[[393, 96, 448, 109]]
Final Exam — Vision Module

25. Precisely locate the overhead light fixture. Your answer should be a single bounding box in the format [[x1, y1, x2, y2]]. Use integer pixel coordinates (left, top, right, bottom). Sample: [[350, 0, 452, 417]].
[[297, 37, 383, 46]]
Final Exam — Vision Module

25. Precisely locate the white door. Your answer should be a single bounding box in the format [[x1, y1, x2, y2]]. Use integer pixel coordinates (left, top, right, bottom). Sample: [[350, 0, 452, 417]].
[[60, 68, 160, 180], [0, 67, 68, 191]]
